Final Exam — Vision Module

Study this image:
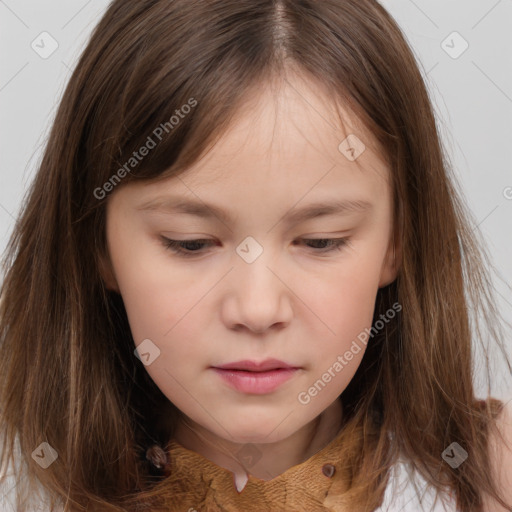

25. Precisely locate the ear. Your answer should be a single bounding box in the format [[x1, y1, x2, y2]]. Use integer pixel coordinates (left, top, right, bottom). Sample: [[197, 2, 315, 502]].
[[98, 250, 120, 293], [378, 233, 402, 288]]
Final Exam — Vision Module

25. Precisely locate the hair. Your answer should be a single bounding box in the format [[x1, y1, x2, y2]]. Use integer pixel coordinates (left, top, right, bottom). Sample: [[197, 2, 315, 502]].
[[1, 0, 511, 511]]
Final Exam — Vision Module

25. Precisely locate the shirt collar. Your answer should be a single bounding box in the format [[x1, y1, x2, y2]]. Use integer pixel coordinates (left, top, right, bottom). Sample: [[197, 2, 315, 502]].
[[158, 425, 352, 511]]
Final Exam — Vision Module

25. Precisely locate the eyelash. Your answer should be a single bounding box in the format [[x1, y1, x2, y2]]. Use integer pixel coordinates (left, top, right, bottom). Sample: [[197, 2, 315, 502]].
[[160, 237, 350, 258]]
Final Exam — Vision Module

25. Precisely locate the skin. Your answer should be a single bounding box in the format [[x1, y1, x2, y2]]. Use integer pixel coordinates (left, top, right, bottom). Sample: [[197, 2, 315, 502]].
[[101, 71, 399, 488], [483, 401, 512, 510]]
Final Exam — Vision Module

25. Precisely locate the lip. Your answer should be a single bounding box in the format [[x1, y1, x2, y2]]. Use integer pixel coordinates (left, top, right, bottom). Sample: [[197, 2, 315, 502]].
[[214, 358, 297, 372], [211, 359, 301, 394]]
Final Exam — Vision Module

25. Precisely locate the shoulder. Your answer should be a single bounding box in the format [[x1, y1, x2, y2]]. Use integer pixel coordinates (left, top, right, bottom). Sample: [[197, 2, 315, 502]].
[[482, 399, 512, 511], [376, 458, 455, 511]]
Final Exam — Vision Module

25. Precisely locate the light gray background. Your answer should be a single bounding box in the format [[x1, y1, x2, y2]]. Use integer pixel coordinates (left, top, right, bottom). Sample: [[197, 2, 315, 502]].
[[0, 0, 511, 394], [0, 1, 511, 510]]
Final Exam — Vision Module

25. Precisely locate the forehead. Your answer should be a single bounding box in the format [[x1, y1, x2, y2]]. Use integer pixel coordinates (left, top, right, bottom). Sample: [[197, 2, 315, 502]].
[[182, 72, 388, 189], [116, 72, 391, 210]]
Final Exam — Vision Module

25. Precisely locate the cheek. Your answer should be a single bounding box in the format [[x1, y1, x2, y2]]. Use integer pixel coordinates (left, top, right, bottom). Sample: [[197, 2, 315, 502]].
[[307, 255, 383, 337], [111, 249, 206, 397], [108, 240, 220, 417], [298, 251, 385, 383], [107, 228, 191, 344]]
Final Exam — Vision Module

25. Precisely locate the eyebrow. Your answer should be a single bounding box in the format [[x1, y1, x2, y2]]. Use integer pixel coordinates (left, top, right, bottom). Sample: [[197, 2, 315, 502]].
[[136, 195, 373, 225]]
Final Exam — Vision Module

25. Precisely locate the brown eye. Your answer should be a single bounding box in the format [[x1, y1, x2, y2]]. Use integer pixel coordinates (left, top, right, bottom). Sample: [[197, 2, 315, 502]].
[[300, 238, 349, 253], [161, 237, 215, 257]]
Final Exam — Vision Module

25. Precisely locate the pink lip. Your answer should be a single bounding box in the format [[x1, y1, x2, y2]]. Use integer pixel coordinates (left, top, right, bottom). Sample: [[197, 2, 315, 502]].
[[214, 358, 297, 372], [211, 359, 300, 394]]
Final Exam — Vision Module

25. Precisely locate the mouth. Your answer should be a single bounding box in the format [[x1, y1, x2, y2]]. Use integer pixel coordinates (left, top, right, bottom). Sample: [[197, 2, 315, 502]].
[[211, 359, 301, 394], [213, 358, 299, 372]]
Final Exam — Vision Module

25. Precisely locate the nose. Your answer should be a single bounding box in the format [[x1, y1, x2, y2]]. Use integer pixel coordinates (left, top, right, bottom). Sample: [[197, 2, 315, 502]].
[[220, 252, 293, 334]]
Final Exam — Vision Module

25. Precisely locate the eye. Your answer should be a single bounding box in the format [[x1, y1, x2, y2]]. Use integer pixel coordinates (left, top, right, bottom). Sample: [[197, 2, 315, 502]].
[[160, 236, 350, 258], [160, 237, 215, 257], [298, 238, 350, 253]]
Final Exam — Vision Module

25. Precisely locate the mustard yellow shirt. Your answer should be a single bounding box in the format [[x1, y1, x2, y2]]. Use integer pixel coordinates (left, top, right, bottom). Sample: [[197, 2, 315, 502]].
[[147, 425, 385, 512]]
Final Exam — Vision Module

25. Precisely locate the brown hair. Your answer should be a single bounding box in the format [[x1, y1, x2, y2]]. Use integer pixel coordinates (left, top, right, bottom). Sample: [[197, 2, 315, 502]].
[[1, 0, 510, 510]]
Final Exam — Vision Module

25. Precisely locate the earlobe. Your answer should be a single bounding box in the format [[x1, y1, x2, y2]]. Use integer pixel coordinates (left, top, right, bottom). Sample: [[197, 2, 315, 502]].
[[378, 237, 402, 288], [98, 251, 120, 293]]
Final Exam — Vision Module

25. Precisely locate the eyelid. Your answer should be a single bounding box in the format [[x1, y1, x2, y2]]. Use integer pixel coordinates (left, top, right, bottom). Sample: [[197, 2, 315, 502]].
[[159, 236, 351, 258]]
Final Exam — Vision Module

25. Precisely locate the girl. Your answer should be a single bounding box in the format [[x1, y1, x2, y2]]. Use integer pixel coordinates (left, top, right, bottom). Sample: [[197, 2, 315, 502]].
[[1, 1, 511, 511]]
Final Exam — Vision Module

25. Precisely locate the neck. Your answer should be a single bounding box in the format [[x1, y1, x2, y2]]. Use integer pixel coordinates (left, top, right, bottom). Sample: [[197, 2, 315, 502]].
[[172, 399, 343, 490]]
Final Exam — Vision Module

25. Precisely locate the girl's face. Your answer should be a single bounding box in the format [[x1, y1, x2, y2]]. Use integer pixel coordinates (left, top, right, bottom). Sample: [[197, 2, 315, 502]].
[[103, 74, 397, 444]]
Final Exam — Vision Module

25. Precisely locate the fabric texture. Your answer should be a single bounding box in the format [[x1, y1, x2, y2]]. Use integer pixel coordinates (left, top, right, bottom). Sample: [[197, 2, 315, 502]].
[[140, 427, 458, 512], [156, 426, 352, 512]]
